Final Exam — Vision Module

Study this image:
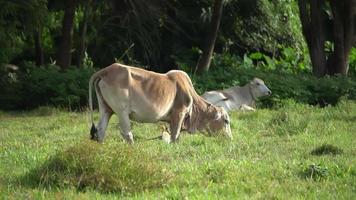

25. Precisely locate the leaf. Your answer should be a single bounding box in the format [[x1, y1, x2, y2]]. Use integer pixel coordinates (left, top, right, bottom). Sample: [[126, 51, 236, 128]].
[[249, 52, 263, 60]]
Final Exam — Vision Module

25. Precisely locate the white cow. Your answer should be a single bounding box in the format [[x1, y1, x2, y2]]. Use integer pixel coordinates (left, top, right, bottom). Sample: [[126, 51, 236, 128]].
[[88, 63, 232, 143], [202, 78, 271, 112]]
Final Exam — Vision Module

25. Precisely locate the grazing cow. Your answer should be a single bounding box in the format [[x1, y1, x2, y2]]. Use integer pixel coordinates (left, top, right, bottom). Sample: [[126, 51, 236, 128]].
[[201, 78, 272, 112], [88, 63, 232, 143]]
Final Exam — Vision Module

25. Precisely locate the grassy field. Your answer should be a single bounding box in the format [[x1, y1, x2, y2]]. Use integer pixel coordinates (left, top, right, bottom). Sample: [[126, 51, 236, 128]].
[[0, 100, 355, 199]]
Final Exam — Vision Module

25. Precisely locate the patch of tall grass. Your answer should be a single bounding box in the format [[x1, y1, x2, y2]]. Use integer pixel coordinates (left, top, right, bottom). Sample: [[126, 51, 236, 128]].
[[22, 141, 174, 194]]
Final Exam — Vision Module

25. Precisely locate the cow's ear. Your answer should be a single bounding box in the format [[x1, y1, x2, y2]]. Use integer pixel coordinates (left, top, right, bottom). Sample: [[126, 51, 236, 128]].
[[214, 112, 222, 120]]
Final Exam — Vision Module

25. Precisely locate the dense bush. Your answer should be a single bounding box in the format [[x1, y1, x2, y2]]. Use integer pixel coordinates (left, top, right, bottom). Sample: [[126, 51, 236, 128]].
[[1, 50, 355, 110], [0, 62, 95, 110]]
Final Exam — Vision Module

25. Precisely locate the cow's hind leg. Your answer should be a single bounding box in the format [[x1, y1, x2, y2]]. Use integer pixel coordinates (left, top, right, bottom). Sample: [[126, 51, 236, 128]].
[[95, 100, 113, 142], [118, 111, 134, 144]]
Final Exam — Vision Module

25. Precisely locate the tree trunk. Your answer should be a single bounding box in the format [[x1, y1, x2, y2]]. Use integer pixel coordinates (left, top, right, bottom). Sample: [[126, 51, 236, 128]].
[[57, 0, 77, 70], [299, 0, 356, 76], [196, 0, 224, 74], [34, 30, 44, 66], [77, 0, 91, 68], [298, 0, 327, 77], [326, 0, 355, 75]]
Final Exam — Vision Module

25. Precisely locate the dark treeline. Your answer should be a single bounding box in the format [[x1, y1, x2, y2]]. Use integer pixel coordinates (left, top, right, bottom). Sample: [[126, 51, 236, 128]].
[[1, 0, 307, 71], [0, 0, 355, 110]]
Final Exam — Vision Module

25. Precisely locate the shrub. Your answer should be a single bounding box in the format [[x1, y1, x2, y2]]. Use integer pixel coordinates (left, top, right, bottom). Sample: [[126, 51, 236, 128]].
[[2, 49, 356, 110], [23, 141, 173, 193], [0, 62, 95, 110]]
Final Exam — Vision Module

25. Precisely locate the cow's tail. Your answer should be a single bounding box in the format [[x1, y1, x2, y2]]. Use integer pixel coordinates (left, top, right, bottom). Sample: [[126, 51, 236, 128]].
[[88, 71, 101, 135]]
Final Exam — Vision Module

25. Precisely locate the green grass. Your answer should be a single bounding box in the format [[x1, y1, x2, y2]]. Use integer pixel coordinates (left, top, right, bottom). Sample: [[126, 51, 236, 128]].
[[0, 101, 355, 199]]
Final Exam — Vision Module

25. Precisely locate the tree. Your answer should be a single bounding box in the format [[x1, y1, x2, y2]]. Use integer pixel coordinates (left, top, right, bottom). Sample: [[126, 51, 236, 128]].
[[327, 0, 356, 75], [196, 0, 224, 74], [77, 0, 92, 68], [56, 0, 78, 70], [0, 0, 47, 66], [298, 0, 356, 76], [33, 30, 44, 66]]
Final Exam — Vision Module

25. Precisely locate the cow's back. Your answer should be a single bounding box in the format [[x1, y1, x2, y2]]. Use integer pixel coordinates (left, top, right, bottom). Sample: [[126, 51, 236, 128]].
[[128, 67, 178, 114], [98, 64, 180, 122]]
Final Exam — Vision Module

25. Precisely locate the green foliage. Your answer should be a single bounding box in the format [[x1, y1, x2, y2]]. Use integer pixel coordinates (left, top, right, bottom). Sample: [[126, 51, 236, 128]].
[[348, 47, 356, 74], [2, 48, 355, 111], [0, 0, 48, 64], [0, 0, 311, 74], [221, 0, 307, 57], [24, 141, 173, 193], [248, 46, 310, 73], [0, 62, 95, 110]]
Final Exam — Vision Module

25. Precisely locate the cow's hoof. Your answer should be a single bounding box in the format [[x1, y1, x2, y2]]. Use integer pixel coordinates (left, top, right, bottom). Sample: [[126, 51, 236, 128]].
[[161, 131, 171, 144]]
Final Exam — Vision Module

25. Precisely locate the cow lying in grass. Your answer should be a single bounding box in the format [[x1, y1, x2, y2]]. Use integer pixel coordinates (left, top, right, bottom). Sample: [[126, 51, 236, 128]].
[[202, 78, 272, 112], [88, 63, 232, 143]]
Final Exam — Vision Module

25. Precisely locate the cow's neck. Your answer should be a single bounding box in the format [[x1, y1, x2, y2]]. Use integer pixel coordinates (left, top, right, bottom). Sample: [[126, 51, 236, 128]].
[[186, 96, 214, 132], [195, 94, 216, 116], [248, 84, 257, 101]]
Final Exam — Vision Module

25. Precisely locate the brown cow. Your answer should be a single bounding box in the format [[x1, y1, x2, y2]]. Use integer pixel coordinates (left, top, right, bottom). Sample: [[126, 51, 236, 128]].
[[89, 63, 232, 143]]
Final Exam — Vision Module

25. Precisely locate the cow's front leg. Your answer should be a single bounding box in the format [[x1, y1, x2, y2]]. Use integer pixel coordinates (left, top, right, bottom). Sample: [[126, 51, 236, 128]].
[[239, 104, 256, 111], [169, 109, 188, 143], [118, 111, 134, 144]]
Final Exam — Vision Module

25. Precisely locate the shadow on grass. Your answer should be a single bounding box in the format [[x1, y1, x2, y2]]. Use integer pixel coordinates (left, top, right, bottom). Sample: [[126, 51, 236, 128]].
[[19, 140, 174, 194], [311, 144, 343, 156]]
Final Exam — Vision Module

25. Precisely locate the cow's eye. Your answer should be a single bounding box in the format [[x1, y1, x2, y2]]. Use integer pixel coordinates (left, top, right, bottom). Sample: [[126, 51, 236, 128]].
[[224, 119, 229, 124]]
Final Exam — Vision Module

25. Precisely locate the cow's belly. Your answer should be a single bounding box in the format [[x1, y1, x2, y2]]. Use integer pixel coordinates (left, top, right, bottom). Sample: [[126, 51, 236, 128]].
[[99, 78, 175, 123], [128, 94, 174, 123], [129, 110, 164, 123]]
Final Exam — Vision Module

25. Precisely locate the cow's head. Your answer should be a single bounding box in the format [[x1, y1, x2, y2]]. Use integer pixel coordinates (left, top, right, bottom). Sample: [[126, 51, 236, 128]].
[[184, 100, 232, 140], [249, 78, 272, 98], [195, 105, 232, 140], [210, 106, 232, 139]]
